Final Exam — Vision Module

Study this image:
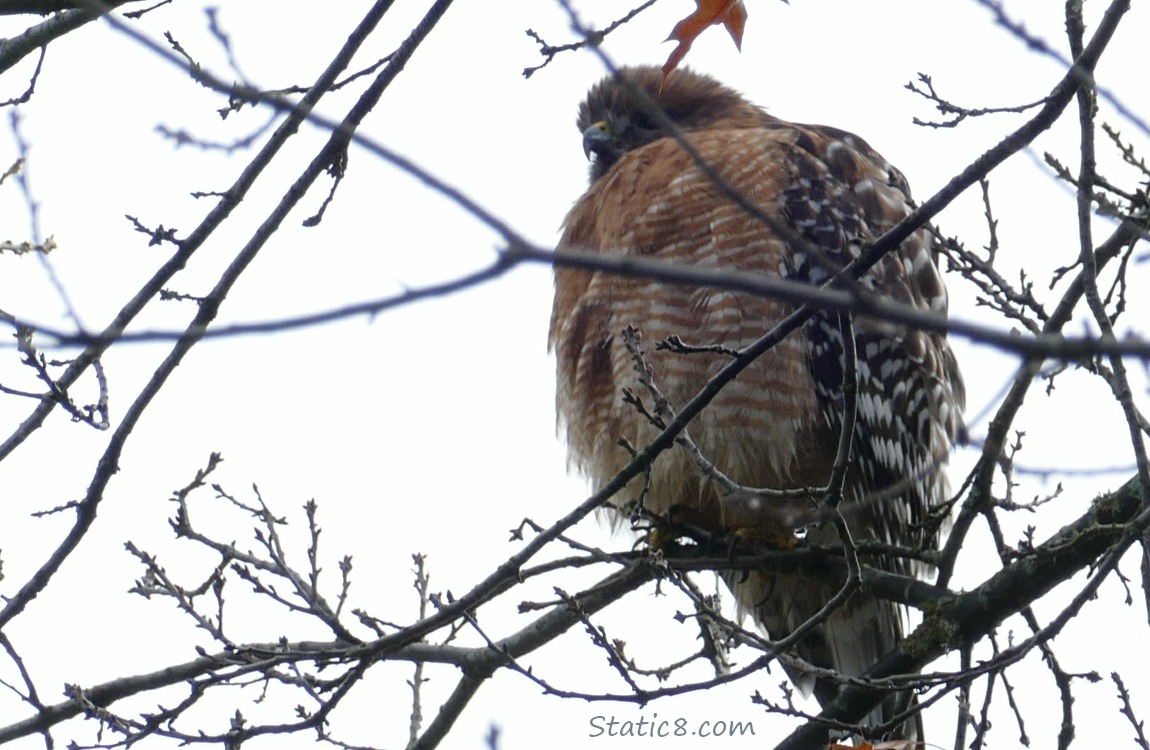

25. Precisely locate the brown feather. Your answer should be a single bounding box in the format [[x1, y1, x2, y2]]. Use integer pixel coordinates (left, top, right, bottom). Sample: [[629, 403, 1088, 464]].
[[551, 66, 964, 741]]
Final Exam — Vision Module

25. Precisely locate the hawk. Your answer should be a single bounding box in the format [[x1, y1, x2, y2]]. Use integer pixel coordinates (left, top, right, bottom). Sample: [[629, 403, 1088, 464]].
[[549, 66, 964, 740]]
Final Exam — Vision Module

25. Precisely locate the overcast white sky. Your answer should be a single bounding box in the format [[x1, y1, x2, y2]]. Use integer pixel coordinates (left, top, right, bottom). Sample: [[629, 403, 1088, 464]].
[[0, 1, 1147, 748]]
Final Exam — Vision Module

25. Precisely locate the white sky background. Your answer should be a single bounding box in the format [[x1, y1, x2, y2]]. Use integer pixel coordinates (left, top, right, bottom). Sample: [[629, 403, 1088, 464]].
[[0, 1, 1147, 748]]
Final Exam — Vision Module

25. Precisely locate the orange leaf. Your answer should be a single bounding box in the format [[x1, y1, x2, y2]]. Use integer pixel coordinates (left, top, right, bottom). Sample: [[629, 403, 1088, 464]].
[[662, 0, 748, 77]]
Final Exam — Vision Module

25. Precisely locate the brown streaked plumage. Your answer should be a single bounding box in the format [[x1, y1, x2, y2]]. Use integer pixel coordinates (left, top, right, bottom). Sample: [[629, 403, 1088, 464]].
[[550, 66, 964, 741]]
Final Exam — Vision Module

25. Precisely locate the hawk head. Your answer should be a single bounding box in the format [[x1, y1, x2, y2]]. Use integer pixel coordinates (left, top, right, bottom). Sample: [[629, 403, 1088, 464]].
[[576, 66, 764, 182]]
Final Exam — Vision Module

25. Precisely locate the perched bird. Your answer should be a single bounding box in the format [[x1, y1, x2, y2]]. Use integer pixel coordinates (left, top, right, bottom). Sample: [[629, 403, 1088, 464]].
[[549, 66, 964, 740]]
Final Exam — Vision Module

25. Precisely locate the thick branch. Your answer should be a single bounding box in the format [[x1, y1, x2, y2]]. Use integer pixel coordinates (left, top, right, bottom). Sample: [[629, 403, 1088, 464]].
[[776, 473, 1146, 749], [0, 1, 145, 76]]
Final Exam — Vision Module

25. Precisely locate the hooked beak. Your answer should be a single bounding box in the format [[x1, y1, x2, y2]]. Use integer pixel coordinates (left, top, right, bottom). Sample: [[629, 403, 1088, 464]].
[[582, 120, 613, 159]]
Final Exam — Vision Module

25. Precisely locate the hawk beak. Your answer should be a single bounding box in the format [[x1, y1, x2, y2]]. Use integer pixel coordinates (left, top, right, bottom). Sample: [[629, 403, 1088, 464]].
[[582, 120, 612, 159]]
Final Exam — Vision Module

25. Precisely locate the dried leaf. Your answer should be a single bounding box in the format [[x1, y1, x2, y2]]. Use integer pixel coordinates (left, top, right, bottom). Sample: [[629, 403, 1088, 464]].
[[662, 0, 747, 77]]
